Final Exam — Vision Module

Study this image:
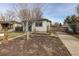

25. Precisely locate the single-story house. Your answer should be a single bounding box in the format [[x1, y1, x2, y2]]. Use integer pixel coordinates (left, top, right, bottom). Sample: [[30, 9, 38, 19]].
[[22, 18, 51, 33], [0, 21, 22, 31]]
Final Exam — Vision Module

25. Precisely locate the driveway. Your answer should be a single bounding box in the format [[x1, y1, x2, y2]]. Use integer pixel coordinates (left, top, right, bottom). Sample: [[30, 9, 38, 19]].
[[56, 32, 79, 56]]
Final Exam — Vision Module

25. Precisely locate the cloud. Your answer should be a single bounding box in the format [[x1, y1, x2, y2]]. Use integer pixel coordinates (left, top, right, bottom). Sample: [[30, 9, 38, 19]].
[[43, 3, 77, 15], [43, 15, 64, 24], [51, 17, 64, 24], [42, 3, 78, 23], [0, 3, 78, 24]]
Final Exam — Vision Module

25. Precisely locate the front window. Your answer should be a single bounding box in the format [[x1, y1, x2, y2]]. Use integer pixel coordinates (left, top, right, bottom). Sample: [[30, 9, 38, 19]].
[[35, 21, 42, 27]]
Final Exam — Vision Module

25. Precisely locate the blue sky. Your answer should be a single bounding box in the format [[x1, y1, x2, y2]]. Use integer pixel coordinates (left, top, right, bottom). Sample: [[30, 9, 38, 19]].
[[42, 3, 78, 24], [0, 3, 78, 24]]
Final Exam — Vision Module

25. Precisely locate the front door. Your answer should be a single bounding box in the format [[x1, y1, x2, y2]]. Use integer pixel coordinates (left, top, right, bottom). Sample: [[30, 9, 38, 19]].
[[28, 24, 32, 31], [28, 22, 32, 32]]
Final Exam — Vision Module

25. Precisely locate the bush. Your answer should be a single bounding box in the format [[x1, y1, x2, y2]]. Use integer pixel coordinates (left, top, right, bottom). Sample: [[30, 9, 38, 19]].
[[15, 26, 23, 32]]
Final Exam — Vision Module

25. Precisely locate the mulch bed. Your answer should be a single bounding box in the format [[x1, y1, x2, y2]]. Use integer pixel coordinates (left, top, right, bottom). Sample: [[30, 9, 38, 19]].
[[0, 34, 71, 56]]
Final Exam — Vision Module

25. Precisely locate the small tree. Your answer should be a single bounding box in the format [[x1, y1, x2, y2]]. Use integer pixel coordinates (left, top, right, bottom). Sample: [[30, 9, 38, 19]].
[[13, 4, 43, 40]]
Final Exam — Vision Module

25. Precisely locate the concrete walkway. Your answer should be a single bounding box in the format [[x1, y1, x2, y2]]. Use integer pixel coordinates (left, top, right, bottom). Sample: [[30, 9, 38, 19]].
[[56, 32, 79, 56]]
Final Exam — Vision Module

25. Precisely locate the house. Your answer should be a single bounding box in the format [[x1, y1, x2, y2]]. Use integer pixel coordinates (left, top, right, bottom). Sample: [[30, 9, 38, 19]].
[[22, 18, 51, 33], [0, 21, 13, 31], [0, 21, 22, 31]]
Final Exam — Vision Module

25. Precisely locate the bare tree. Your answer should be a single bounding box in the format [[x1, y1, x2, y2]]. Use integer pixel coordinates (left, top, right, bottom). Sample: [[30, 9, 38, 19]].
[[13, 3, 43, 40], [0, 10, 15, 21], [0, 13, 6, 21], [0, 10, 16, 44], [31, 4, 43, 19], [13, 4, 32, 40], [5, 10, 16, 21], [31, 7, 42, 19]]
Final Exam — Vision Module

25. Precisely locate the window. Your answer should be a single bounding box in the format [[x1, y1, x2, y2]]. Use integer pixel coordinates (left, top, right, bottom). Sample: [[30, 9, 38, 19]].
[[35, 21, 42, 27]]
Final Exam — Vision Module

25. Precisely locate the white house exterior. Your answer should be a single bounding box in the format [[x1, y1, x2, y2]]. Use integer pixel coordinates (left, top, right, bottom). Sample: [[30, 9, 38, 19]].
[[22, 18, 51, 33]]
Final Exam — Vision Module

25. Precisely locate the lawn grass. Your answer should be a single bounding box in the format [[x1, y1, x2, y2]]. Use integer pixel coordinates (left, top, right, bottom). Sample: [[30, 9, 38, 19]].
[[0, 32, 24, 41], [8, 32, 24, 38]]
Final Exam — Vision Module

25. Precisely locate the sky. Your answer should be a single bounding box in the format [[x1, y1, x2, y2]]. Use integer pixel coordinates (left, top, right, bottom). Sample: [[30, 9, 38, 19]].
[[0, 3, 78, 24], [42, 3, 78, 24]]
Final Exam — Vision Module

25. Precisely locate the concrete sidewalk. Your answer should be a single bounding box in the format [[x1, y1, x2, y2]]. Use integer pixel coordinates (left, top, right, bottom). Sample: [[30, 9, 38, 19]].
[[56, 32, 79, 56]]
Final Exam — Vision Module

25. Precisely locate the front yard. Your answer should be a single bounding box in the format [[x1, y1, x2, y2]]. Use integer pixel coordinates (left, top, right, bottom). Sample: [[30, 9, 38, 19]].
[[0, 33, 71, 56]]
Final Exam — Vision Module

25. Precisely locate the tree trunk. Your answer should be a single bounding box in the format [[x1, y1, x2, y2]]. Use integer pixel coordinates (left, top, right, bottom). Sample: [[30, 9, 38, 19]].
[[26, 21, 29, 40]]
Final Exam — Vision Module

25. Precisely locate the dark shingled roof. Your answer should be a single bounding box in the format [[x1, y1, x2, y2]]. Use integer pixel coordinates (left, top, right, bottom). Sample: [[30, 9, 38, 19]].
[[0, 21, 21, 24], [22, 18, 51, 22], [34, 18, 51, 22]]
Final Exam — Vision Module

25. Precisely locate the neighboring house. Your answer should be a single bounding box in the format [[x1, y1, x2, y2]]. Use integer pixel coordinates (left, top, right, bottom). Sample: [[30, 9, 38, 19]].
[[22, 18, 51, 33], [0, 21, 13, 31], [0, 21, 22, 31]]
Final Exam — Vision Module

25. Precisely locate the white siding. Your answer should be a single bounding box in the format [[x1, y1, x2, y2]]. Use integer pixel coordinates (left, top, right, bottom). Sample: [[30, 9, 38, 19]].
[[32, 21, 50, 32]]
